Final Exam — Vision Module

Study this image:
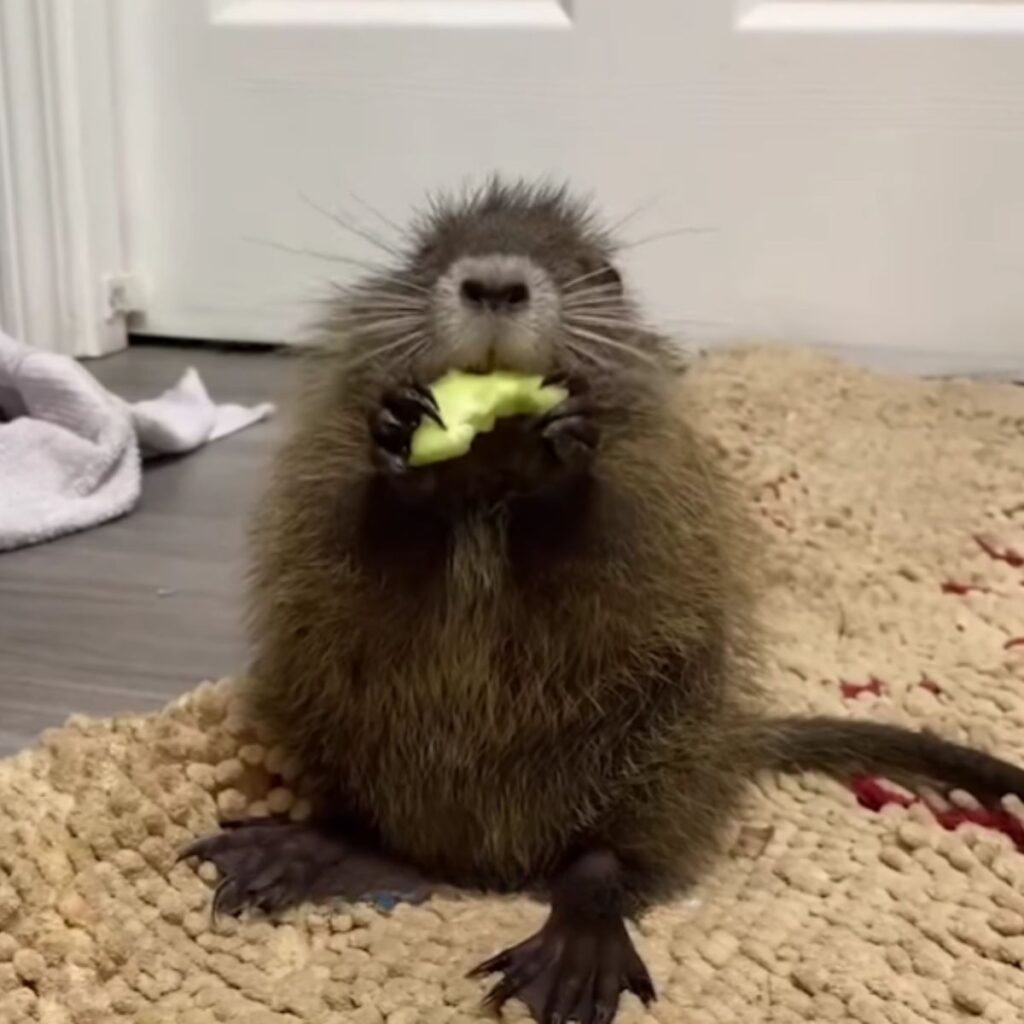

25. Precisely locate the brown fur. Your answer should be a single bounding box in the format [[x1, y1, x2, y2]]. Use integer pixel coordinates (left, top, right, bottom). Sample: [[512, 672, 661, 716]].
[[242, 179, 1024, 908], [248, 362, 758, 895]]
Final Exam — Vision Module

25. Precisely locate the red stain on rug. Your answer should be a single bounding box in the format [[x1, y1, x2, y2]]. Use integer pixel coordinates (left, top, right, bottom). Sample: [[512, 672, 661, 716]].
[[839, 677, 885, 700], [941, 580, 989, 596], [850, 776, 1024, 853], [975, 534, 1024, 568]]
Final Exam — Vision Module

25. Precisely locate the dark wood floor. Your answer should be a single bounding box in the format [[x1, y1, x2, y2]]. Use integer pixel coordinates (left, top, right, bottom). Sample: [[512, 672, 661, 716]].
[[0, 345, 292, 756]]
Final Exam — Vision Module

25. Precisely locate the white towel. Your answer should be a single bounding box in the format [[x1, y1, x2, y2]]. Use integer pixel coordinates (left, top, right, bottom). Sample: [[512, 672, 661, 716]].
[[0, 330, 274, 552]]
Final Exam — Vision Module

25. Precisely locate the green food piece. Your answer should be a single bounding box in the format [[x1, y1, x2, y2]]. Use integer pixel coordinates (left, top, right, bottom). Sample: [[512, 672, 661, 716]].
[[409, 370, 568, 467]]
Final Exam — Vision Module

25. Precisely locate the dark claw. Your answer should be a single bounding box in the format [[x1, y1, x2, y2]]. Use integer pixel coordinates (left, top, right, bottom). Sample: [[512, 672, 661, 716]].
[[485, 969, 535, 1013], [177, 833, 222, 864], [575, 987, 597, 1024], [541, 372, 588, 398], [245, 859, 287, 894], [628, 970, 656, 1005], [546, 970, 584, 1023], [370, 383, 444, 476], [483, 940, 548, 1011], [540, 389, 589, 417], [219, 815, 288, 830], [539, 394, 589, 427], [541, 412, 599, 472], [539, 391, 598, 469], [468, 948, 513, 979], [212, 875, 247, 919], [543, 414, 598, 447], [176, 841, 200, 865], [374, 448, 409, 477], [371, 407, 410, 453], [387, 384, 444, 429]]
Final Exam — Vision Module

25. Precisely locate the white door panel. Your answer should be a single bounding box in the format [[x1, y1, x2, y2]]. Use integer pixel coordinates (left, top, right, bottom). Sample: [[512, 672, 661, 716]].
[[118, 0, 1024, 368]]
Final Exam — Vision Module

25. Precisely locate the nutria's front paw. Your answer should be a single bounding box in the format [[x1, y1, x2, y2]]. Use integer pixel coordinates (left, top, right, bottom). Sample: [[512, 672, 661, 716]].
[[369, 384, 442, 475], [538, 376, 599, 474]]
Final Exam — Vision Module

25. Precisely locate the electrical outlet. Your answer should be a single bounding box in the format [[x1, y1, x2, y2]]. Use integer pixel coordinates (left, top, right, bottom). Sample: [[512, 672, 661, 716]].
[[103, 273, 146, 320]]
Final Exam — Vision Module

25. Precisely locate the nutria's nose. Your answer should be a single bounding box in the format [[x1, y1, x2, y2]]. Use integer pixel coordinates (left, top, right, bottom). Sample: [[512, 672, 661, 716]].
[[460, 277, 531, 313]]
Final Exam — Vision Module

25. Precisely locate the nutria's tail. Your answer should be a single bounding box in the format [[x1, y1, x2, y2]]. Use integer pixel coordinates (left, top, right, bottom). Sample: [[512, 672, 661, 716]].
[[754, 716, 1024, 803]]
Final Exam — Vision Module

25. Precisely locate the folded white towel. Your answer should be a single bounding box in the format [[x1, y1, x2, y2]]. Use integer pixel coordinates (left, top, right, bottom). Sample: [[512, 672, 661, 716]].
[[0, 330, 274, 552]]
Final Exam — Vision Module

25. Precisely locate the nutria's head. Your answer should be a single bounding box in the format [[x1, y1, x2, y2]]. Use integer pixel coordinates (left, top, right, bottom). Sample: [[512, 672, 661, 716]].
[[322, 179, 674, 382]]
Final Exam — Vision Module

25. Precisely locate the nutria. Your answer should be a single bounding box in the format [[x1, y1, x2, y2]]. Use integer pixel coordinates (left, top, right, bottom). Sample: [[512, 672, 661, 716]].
[[184, 179, 1024, 1024]]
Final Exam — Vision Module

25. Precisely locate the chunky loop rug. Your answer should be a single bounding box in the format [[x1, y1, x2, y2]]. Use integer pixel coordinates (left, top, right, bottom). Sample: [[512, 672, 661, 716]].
[[2, 345, 1023, 1024]]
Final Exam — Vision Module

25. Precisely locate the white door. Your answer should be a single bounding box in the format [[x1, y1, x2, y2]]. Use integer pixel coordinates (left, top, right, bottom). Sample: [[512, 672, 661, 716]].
[[115, 0, 1024, 373]]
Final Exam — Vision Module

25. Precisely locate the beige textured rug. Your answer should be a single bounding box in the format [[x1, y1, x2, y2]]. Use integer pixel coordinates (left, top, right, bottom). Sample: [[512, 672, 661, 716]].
[[3, 345, 1024, 1024]]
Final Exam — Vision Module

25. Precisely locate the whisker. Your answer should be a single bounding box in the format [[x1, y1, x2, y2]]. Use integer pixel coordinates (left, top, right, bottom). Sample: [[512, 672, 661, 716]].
[[335, 313, 427, 326], [561, 265, 622, 292], [344, 297, 430, 313], [564, 326, 658, 367], [564, 296, 729, 331], [248, 236, 389, 276], [562, 339, 612, 372], [357, 276, 433, 296], [383, 337, 428, 374], [619, 225, 715, 251], [659, 316, 731, 328], [562, 282, 624, 297], [348, 191, 407, 237], [573, 309, 729, 330], [335, 283, 432, 305], [561, 298, 635, 314], [562, 308, 630, 322], [569, 317, 647, 333], [327, 317, 424, 337], [560, 299, 632, 315], [333, 313, 421, 329], [604, 192, 668, 238], [334, 319, 426, 334], [563, 291, 629, 309], [337, 330, 428, 374], [332, 302, 427, 316], [562, 287, 627, 304], [299, 192, 405, 260]]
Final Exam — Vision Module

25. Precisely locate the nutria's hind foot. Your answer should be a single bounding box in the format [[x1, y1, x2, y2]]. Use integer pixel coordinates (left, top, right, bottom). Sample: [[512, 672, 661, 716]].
[[180, 818, 432, 917], [471, 915, 654, 1024], [470, 850, 656, 1024]]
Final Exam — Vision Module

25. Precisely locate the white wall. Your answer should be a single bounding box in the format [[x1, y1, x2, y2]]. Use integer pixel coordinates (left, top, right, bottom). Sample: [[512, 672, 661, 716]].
[[0, 0, 133, 357]]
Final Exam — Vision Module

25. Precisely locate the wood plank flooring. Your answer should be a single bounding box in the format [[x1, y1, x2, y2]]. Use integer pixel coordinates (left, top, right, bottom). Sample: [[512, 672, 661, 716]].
[[0, 344, 290, 755]]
